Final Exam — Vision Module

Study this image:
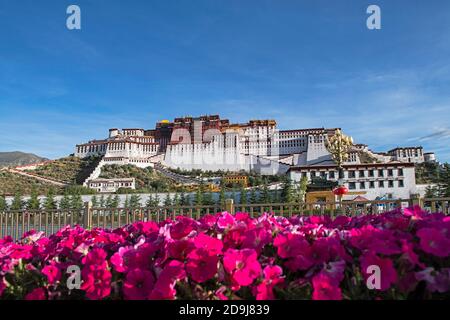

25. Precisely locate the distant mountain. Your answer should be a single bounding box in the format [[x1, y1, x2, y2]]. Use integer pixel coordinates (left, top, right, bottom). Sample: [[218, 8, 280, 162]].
[[0, 151, 48, 168]]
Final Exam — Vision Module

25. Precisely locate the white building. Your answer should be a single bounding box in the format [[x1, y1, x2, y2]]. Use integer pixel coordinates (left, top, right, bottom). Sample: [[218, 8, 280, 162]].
[[87, 178, 136, 193], [74, 114, 436, 198], [289, 162, 417, 200]]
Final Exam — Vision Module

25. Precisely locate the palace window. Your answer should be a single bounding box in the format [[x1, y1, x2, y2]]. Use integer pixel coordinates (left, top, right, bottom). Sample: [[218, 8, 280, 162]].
[[369, 181, 375, 189], [379, 181, 385, 188], [349, 182, 356, 190], [398, 168, 403, 176], [359, 170, 365, 178], [360, 182, 366, 189], [398, 180, 404, 187], [388, 180, 394, 188], [349, 171, 356, 178], [378, 169, 384, 177], [369, 170, 374, 177], [388, 169, 393, 177]]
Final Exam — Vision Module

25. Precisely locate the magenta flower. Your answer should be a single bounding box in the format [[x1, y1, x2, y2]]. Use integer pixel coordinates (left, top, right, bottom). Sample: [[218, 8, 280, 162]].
[[254, 265, 284, 300], [217, 212, 235, 229], [150, 260, 186, 300], [193, 233, 223, 255], [123, 269, 155, 300], [25, 287, 47, 300], [415, 267, 450, 293], [223, 248, 262, 287], [241, 226, 272, 252], [186, 249, 219, 283], [82, 247, 108, 267], [416, 227, 450, 257], [81, 265, 112, 300], [42, 265, 61, 285], [312, 273, 342, 300]]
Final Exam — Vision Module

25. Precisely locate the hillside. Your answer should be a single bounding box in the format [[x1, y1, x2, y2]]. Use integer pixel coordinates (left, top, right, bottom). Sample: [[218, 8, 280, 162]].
[[99, 164, 180, 192], [0, 171, 63, 196], [26, 156, 102, 184], [0, 151, 48, 168]]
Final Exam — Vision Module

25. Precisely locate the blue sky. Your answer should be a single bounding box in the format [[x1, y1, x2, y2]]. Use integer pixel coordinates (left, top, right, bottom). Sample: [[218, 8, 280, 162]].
[[0, 0, 450, 161]]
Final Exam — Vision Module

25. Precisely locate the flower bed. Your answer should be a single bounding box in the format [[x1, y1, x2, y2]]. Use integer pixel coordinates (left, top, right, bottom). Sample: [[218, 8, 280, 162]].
[[0, 206, 449, 300]]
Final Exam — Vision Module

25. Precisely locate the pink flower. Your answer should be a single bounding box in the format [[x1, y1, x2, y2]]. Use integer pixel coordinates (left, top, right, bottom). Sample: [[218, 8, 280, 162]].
[[273, 233, 310, 258], [274, 233, 314, 271], [312, 273, 342, 300], [170, 217, 196, 240], [81, 265, 112, 300], [149, 260, 186, 300], [123, 269, 155, 300], [360, 253, 397, 291], [186, 249, 219, 283], [223, 248, 261, 287], [217, 212, 235, 229], [321, 260, 346, 286], [349, 225, 402, 255], [241, 227, 272, 252], [168, 239, 195, 261], [415, 267, 450, 293], [254, 265, 284, 300], [25, 287, 47, 300], [194, 233, 223, 255], [82, 247, 108, 267], [110, 246, 134, 273], [416, 227, 450, 258], [42, 265, 61, 285]]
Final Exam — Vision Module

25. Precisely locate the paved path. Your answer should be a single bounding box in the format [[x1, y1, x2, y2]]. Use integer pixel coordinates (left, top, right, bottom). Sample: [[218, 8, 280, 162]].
[[8, 169, 69, 187]]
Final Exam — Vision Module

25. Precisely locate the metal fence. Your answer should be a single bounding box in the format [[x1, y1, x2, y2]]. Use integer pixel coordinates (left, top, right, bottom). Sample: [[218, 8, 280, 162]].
[[1, 197, 449, 240]]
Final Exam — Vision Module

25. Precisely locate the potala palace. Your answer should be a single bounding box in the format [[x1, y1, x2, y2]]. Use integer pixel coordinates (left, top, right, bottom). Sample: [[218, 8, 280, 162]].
[[75, 115, 436, 200]]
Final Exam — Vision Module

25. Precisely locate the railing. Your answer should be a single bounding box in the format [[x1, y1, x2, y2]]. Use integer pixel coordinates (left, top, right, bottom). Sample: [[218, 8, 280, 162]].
[[1, 198, 449, 240]]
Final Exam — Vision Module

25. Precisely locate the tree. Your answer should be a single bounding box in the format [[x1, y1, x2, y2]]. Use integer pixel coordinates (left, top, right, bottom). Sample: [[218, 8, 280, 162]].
[[424, 185, 439, 198], [164, 194, 172, 207], [239, 185, 247, 205], [70, 194, 84, 210], [11, 190, 24, 211], [194, 188, 203, 206], [59, 192, 71, 209], [438, 163, 450, 197], [123, 196, 130, 208], [129, 194, 142, 209], [180, 191, 189, 206], [281, 178, 294, 203], [27, 188, 41, 210], [99, 195, 106, 207], [153, 193, 161, 207], [260, 180, 271, 203], [145, 194, 154, 208], [249, 188, 259, 204], [219, 188, 226, 207], [91, 195, 99, 207], [173, 193, 180, 206], [0, 195, 7, 211], [105, 195, 113, 208], [294, 176, 308, 203], [43, 189, 57, 210], [112, 195, 120, 208], [203, 192, 214, 206]]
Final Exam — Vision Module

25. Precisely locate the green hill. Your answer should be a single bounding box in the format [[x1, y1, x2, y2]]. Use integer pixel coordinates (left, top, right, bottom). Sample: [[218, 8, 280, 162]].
[[0, 151, 48, 168], [26, 156, 102, 184], [0, 171, 63, 196]]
